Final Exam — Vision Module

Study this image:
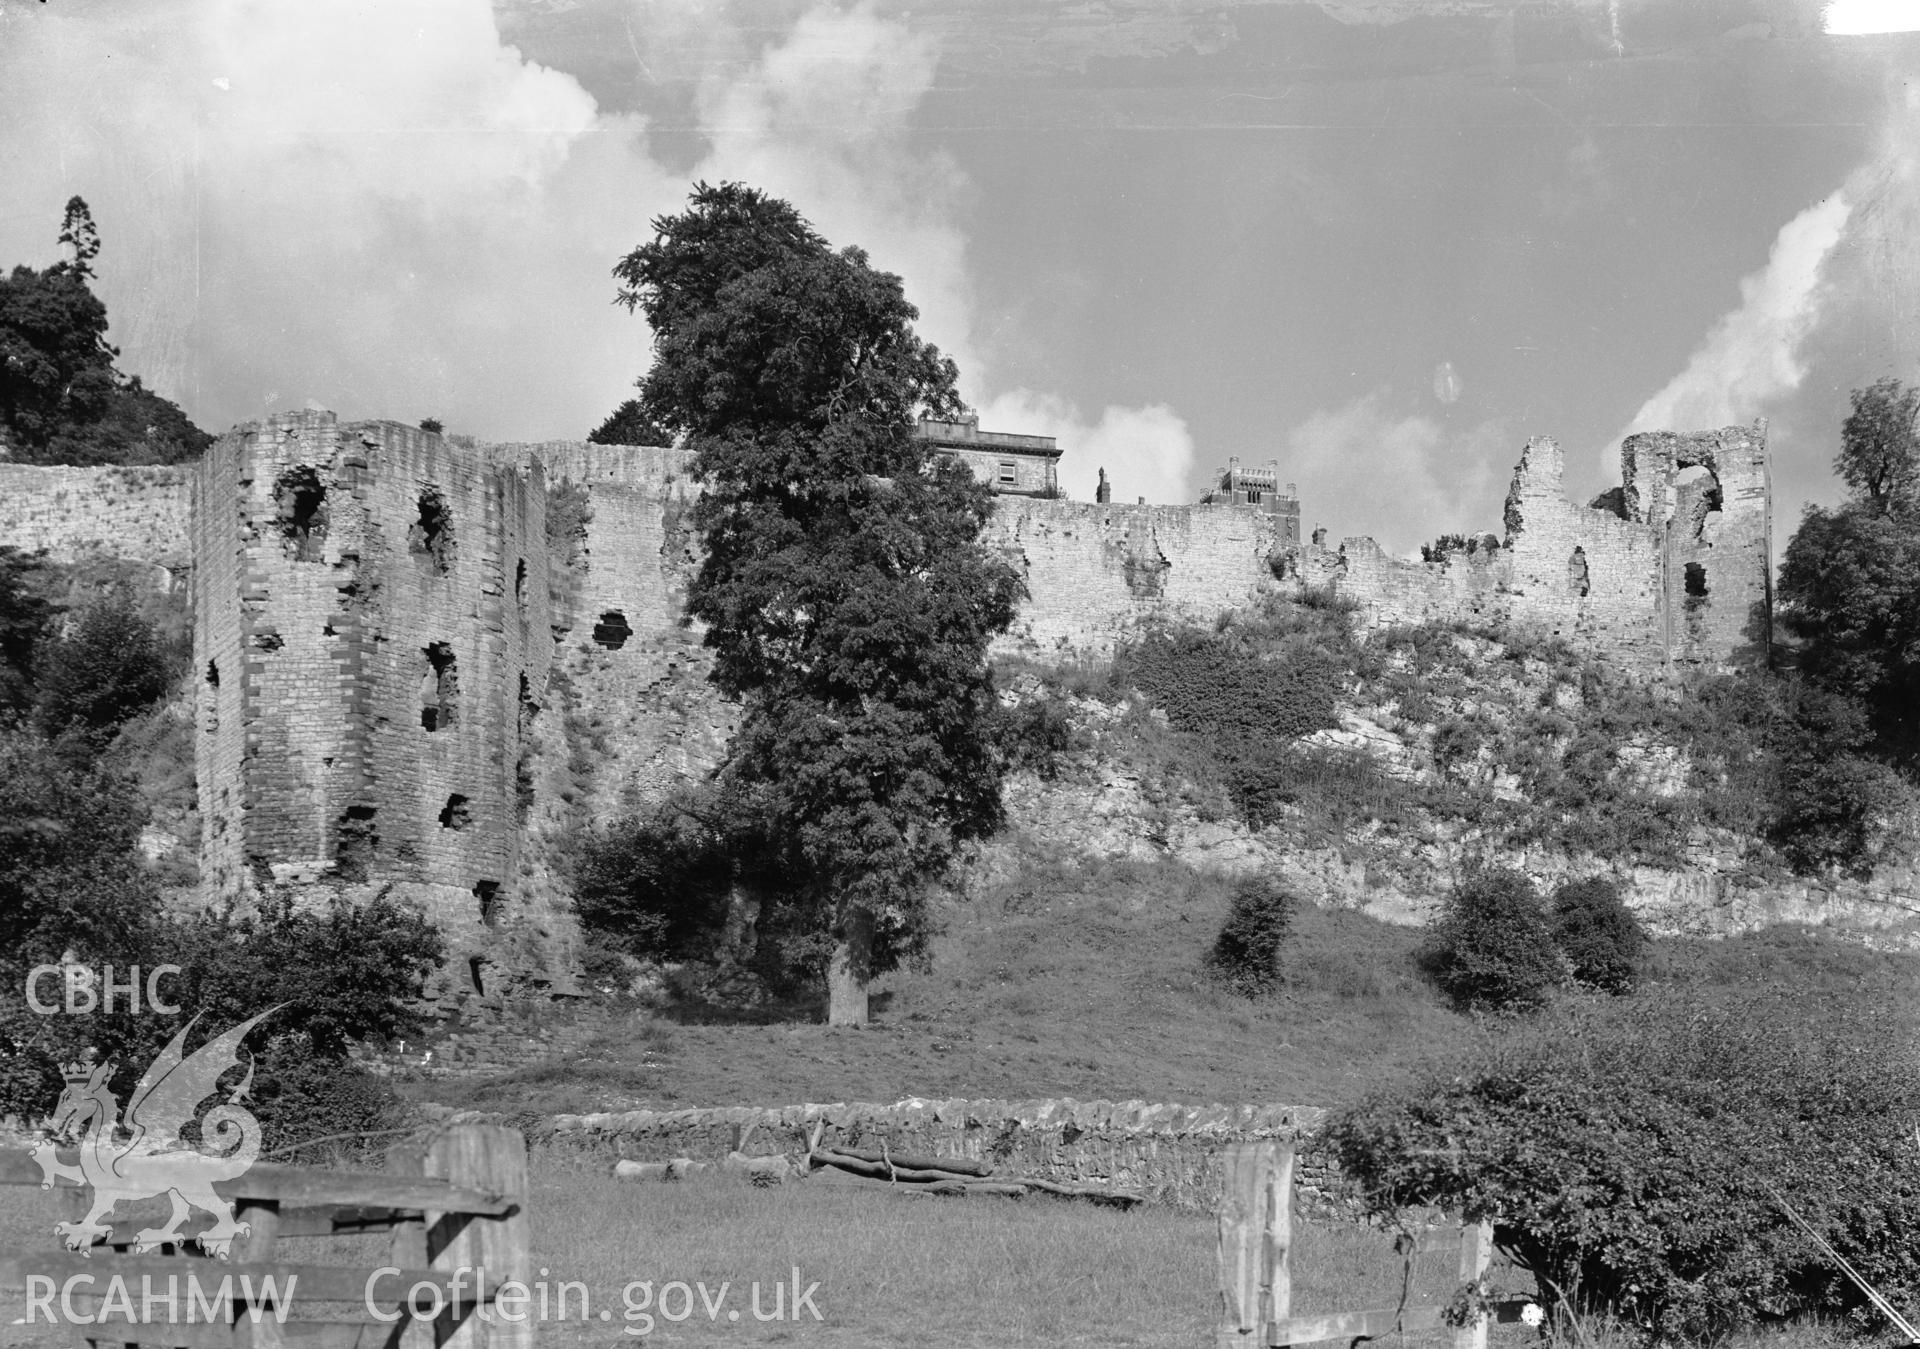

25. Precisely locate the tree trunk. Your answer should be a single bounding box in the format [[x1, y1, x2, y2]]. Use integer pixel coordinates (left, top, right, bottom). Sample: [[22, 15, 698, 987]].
[[827, 907, 873, 1027]]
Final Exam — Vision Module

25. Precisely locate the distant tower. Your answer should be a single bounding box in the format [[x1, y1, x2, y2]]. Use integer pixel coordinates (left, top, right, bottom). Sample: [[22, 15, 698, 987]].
[[1096, 467, 1111, 503]]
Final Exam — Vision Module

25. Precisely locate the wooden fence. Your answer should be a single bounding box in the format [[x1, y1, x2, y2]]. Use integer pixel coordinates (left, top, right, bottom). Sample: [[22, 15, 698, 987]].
[[0, 1123, 529, 1349], [1215, 1141, 1532, 1349]]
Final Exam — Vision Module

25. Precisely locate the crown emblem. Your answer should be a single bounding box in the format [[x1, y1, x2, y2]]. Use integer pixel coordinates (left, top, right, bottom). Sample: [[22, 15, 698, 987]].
[[61, 1053, 101, 1084]]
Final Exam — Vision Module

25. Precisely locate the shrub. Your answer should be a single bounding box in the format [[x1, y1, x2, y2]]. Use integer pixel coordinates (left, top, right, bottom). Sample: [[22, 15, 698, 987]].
[[1550, 877, 1645, 993], [33, 597, 172, 740], [245, 1038, 408, 1164], [1325, 992, 1920, 1342], [1206, 875, 1296, 997], [1419, 867, 1562, 1011], [168, 892, 446, 1058], [992, 693, 1077, 780], [571, 799, 734, 961], [1116, 625, 1343, 743]]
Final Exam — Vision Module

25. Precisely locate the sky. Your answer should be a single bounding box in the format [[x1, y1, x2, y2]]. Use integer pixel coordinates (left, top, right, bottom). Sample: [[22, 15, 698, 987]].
[[1, 0, 1917, 557]]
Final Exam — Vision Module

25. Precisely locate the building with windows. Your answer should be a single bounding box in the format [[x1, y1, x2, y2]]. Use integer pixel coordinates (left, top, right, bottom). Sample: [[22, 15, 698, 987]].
[[915, 417, 1061, 497], [1199, 457, 1301, 544]]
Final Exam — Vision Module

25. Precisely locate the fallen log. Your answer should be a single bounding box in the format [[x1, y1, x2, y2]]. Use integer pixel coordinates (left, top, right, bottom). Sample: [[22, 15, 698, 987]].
[[1021, 1177, 1146, 1207], [813, 1144, 993, 1177], [809, 1148, 982, 1184]]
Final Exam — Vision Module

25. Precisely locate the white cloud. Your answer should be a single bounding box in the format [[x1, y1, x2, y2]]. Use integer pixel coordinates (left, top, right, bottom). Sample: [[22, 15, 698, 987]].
[[1612, 82, 1920, 469], [1615, 193, 1852, 443], [0, 0, 1090, 445], [977, 390, 1197, 505], [1825, 0, 1920, 35], [1284, 394, 1510, 556]]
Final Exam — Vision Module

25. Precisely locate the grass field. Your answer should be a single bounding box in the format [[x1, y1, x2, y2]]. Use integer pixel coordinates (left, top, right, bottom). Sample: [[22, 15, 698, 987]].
[[0, 1153, 1535, 1349], [0, 1155, 1870, 1349], [410, 850, 1920, 1118]]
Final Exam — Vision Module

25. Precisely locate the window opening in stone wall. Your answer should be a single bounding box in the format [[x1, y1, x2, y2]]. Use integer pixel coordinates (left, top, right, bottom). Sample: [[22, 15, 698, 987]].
[[421, 642, 459, 731], [274, 466, 328, 562], [998, 460, 1016, 483], [439, 793, 471, 829], [1569, 546, 1590, 598], [468, 955, 488, 997], [335, 805, 377, 882], [409, 488, 454, 574], [474, 879, 501, 928], [205, 661, 219, 688], [1674, 464, 1724, 539], [1684, 562, 1708, 601], [593, 611, 633, 650], [515, 558, 528, 610]]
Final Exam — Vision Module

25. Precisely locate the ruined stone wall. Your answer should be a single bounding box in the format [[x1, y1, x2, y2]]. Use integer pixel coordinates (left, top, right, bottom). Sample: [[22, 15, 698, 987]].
[[192, 413, 553, 979], [482, 442, 735, 981], [1301, 437, 1665, 660], [1624, 424, 1772, 667], [0, 464, 192, 565], [1299, 427, 1769, 669], [983, 498, 1289, 655]]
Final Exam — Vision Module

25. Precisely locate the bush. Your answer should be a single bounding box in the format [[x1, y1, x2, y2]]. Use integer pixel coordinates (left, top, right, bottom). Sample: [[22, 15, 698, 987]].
[[571, 799, 734, 961], [992, 693, 1077, 780], [169, 892, 446, 1058], [245, 1038, 408, 1164], [33, 597, 172, 740], [1420, 867, 1562, 1011], [1326, 992, 1920, 1342], [1206, 875, 1296, 997], [1550, 877, 1644, 993], [1116, 625, 1343, 743]]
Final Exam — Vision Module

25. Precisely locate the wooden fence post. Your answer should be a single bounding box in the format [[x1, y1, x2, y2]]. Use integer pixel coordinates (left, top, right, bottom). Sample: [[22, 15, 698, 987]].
[[1267, 1144, 1295, 1349], [1218, 1140, 1288, 1349], [387, 1142, 436, 1349], [1453, 1220, 1494, 1349], [425, 1124, 532, 1349]]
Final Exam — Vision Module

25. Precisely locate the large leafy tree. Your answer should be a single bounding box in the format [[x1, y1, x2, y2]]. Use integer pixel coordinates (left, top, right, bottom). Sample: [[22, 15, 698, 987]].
[[1779, 378, 1920, 759], [0, 197, 210, 465], [613, 182, 1023, 1024]]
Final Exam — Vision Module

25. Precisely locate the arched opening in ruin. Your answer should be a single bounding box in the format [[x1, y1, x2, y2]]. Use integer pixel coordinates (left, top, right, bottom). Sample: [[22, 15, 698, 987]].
[[274, 466, 328, 562], [1568, 546, 1590, 598], [409, 488, 454, 574], [421, 643, 459, 731], [467, 956, 487, 997], [439, 793, 471, 830], [593, 610, 633, 650], [1674, 464, 1724, 541]]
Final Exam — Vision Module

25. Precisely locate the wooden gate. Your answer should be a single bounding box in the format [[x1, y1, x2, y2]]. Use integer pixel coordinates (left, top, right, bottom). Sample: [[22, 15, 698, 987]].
[[0, 1123, 530, 1349], [1215, 1140, 1533, 1349]]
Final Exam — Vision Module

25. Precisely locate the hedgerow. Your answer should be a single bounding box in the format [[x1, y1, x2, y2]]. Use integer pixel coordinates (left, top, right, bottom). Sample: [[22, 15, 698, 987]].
[[1326, 992, 1920, 1342]]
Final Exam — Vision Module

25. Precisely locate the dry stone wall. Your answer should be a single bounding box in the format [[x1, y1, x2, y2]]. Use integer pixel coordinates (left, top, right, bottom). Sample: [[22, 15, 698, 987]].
[[541, 1096, 1337, 1209]]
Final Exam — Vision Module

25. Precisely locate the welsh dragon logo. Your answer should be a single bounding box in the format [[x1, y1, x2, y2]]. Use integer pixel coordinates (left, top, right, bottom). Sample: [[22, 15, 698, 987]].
[[31, 1009, 277, 1258]]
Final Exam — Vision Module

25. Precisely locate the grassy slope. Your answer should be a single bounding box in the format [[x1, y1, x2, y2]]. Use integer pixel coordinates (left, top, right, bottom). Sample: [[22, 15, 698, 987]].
[[408, 847, 1920, 1117]]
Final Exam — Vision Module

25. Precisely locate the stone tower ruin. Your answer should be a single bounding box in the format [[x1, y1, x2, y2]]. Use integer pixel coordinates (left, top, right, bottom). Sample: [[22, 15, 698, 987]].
[[192, 412, 554, 951]]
